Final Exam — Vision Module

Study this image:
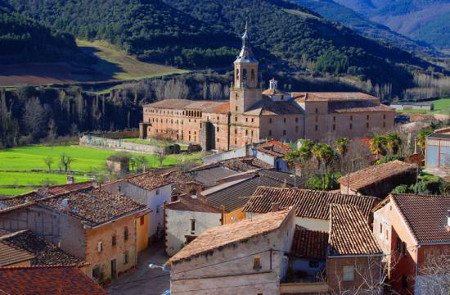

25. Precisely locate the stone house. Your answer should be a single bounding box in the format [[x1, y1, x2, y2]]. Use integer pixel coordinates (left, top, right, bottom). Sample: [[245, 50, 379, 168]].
[[372, 194, 450, 295], [103, 172, 173, 243], [244, 187, 378, 232], [425, 127, 450, 175], [140, 25, 395, 151], [0, 229, 86, 270], [0, 187, 148, 282], [166, 208, 296, 295], [201, 170, 301, 224], [164, 195, 222, 256], [0, 265, 106, 294], [327, 204, 383, 294], [338, 160, 418, 198]]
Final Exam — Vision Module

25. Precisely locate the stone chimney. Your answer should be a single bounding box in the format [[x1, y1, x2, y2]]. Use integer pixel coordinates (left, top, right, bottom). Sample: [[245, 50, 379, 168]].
[[269, 78, 278, 91], [271, 202, 280, 212]]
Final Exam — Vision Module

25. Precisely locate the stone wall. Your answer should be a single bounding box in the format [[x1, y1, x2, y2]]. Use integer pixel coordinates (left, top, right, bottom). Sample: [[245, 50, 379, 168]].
[[80, 135, 167, 154]]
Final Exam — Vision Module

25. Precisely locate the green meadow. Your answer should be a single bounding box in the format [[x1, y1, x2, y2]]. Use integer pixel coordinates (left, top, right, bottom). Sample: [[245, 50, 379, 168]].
[[0, 145, 202, 196]]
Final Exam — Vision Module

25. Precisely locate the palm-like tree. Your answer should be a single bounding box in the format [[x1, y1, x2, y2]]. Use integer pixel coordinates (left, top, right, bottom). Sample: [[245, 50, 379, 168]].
[[369, 135, 387, 157], [385, 133, 402, 155], [335, 137, 350, 158], [416, 128, 433, 152], [312, 143, 335, 172]]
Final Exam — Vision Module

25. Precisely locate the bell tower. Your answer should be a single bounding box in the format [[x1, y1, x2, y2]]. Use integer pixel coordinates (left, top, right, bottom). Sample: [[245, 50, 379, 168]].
[[230, 22, 262, 113]]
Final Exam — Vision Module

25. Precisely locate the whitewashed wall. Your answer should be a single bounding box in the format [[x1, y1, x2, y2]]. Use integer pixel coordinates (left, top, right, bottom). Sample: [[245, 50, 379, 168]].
[[165, 209, 222, 256]]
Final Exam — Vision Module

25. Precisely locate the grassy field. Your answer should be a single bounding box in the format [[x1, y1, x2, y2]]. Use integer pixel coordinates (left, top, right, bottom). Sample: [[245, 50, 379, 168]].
[[398, 97, 450, 114], [0, 145, 202, 196], [76, 40, 187, 81]]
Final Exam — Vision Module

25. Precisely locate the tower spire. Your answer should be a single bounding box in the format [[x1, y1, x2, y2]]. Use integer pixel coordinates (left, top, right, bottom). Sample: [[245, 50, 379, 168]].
[[237, 20, 256, 62]]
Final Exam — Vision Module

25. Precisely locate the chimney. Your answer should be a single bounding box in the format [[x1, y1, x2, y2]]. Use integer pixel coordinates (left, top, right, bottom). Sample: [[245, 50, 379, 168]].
[[66, 175, 74, 185], [271, 202, 280, 212], [269, 78, 278, 91]]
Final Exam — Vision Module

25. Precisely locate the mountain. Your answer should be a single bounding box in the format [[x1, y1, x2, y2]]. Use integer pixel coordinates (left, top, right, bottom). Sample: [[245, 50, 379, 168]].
[[1, 0, 443, 97], [0, 5, 79, 64], [5, 0, 238, 68], [292, 0, 440, 57], [333, 0, 450, 49]]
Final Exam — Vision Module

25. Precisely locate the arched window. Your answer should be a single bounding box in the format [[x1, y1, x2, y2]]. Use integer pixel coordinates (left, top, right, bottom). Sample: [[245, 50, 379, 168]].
[[236, 69, 240, 81], [243, 69, 247, 80]]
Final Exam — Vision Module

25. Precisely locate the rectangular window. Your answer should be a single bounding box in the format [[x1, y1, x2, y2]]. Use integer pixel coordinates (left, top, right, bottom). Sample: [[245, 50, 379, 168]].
[[217, 126, 219, 132], [333, 124, 336, 131], [295, 117, 299, 123], [367, 115, 370, 120], [140, 216, 145, 226], [315, 125, 318, 131], [124, 227, 129, 241], [269, 118, 272, 124], [383, 114, 386, 119], [315, 108, 319, 114], [268, 130, 272, 136], [156, 189, 160, 195], [283, 118, 287, 123], [112, 235, 116, 246], [251, 118, 254, 123], [350, 116, 353, 121], [366, 122, 369, 128], [97, 241, 103, 253], [343, 266, 354, 281], [379, 223, 383, 234], [333, 116, 336, 122], [253, 256, 262, 270], [191, 219, 196, 232], [283, 130, 287, 136], [350, 123, 353, 130], [124, 251, 129, 264]]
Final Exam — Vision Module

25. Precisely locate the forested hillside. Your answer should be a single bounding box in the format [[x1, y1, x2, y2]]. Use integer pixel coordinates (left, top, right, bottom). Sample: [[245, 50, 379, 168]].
[[292, 0, 439, 57], [5, 0, 238, 68], [0, 8, 79, 64], [334, 0, 450, 49]]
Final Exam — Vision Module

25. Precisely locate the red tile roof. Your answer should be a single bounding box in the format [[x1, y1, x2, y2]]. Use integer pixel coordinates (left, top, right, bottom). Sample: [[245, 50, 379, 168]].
[[256, 140, 291, 158], [41, 188, 146, 226], [338, 160, 417, 191], [165, 195, 221, 213], [125, 172, 172, 191], [329, 205, 381, 256], [144, 99, 228, 112], [244, 187, 378, 220], [168, 208, 294, 264], [0, 265, 106, 294], [291, 226, 328, 260], [391, 194, 450, 244], [293, 92, 378, 102]]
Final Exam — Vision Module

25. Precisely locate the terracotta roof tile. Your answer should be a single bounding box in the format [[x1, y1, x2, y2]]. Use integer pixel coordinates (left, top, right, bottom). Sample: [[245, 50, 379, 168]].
[[293, 92, 378, 102], [45, 181, 94, 196], [165, 195, 221, 213], [168, 208, 294, 264], [338, 160, 417, 191], [329, 204, 381, 256], [391, 194, 450, 244], [291, 226, 328, 260], [256, 140, 291, 158], [244, 97, 303, 116], [220, 157, 273, 172], [244, 187, 378, 220], [144, 99, 228, 112], [0, 265, 106, 294], [1, 230, 84, 266], [0, 241, 35, 267], [125, 172, 172, 191], [41, 188, 146, 226]]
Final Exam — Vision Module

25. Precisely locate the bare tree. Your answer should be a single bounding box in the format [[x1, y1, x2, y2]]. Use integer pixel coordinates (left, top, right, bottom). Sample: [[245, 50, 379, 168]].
[[43, 156, 54, 172], [415, 253, 450, 295], [60, 154, 74, 172]]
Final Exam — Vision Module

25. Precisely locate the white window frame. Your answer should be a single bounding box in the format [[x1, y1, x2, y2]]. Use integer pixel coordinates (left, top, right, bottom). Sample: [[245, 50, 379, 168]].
[[343, 265, 355, 282]]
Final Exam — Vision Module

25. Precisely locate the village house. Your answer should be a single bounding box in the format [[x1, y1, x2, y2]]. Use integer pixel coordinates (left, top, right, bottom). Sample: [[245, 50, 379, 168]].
[[425, 127, 450, 177], [327, 204, 384, 294], [338, 160, 418, 198], [0, 229, 85, 270], [140, 24, 395, 151], [0, 240, 35, 267], [102, 172, 173, 243], [0, 265, 106, 295], [167, 208, 296, 295], [243, 187, 378, 232], [203, 140, 291, 172], [0, 187, 149, 282], [372, 193, 450, 295], [165, 194, 222, 256], [201, 170, 302, 224]]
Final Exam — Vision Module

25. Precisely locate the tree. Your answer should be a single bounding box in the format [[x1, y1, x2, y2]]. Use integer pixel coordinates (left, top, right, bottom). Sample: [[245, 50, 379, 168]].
[[43, 156, 54, 172], [385, 132, 402, 155], [415, 253, 450, 295], [369, 135, 387, 157], [60, 154, 73, 172], [335, 137, 350, 158], [417, 128, 433, 152], [312, 143, 335, 172]]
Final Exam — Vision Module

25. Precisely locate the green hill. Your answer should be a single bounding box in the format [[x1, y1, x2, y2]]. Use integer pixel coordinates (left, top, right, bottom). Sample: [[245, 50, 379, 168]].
[[0, 8, 78, 64], [292, 0, 439, 57], [334, 0, 450, 49]]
